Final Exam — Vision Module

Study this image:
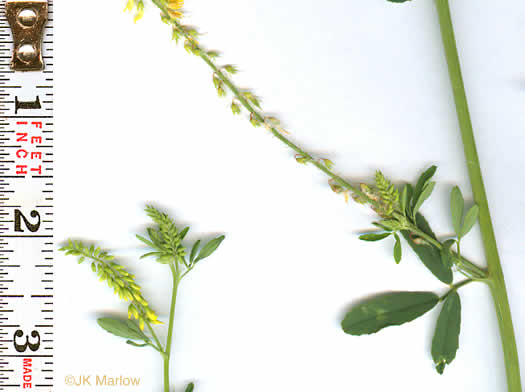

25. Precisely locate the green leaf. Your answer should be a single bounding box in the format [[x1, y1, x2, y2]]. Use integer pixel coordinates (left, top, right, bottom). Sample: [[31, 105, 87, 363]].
[[460, 204, 479, 238], [126, 340, 149, 348], [393, 234, 402, 264], [140, 251, 162, 260], [372, 222, 391, 232], [432, 292, 461, 375], [412, 181, 436, 218], [411, 165, 437, 210], [405, 183, 414, 217], [387, 0, 412, 3], [97, 318, 148, 341], [341, 291, 439, 335], [136, 234, 154, 248], [401, 214, 453, 284], [358, 232, 391, 242], [185, 383, 195, 392], [194, 235, 225, 263], [400, 185, 408, 216], [179, 227, 190, 240], [190, 239, 201, 263], [450, 186, 464, 237], [440, 239, 456, 269]]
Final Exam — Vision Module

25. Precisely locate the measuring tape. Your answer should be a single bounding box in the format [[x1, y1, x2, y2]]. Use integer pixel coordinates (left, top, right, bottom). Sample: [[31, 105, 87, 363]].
[[0, 0, 53, 390]]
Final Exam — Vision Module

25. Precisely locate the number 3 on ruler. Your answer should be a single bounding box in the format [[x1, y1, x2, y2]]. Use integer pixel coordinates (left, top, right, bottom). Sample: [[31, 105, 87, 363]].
[[13, 329, 41, 352]]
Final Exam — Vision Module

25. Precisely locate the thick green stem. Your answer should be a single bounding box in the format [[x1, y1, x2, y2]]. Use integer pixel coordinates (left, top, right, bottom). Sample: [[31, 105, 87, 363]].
[[435, 1, 521, 390], [164, 262, 180, 392]]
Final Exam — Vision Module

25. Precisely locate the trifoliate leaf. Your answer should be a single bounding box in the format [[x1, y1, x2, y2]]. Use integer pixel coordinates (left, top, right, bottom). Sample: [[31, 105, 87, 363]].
[[358, 232, 391, 242], [341, 291, 439, 335], [432, 292, 461, 374], [194, 235, 225, 263], [393, 234, 402, 264], [460, 204, 479, 238], [450, 186, 464, 237], [97, 318, 148, 341]]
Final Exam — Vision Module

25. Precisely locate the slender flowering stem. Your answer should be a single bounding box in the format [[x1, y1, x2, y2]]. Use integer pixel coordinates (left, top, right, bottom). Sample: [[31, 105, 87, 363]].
[[435, 1, 521, 390], [146, 322, 165, 354], [163, 262, 180, 392], [150, 0, 377, 208], [150, 0, 489, 276]]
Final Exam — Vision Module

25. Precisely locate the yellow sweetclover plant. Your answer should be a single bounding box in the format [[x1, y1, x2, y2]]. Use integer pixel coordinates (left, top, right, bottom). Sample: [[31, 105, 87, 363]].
[[60, 206, 225, 392]]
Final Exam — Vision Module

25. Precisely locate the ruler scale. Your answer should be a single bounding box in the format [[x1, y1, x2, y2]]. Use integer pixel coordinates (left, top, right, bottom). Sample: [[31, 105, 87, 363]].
[[0, 0, 53, 390]]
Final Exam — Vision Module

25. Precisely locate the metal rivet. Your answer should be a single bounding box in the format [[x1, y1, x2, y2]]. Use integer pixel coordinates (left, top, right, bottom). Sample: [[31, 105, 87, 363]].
[[17, 8, 37, 27], [16, 43, 37, 63]]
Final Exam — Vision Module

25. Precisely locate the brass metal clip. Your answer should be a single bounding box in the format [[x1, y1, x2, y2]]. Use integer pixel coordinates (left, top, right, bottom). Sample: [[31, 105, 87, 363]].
[[6, 1, 48, 71]]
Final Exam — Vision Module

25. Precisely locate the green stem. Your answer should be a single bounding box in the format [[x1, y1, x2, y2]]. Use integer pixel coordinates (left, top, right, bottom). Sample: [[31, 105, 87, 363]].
[[146, 321, 164, 353], [164, 262, 180, 392], [435, 1, 521, 390]]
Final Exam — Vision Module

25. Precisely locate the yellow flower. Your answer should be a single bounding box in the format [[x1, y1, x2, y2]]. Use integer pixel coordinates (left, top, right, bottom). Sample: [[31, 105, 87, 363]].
[[167, 0, 184, 18], [168, 0, 184, 10], [124, 0, 134, 12], [133, 0, 145, 23]]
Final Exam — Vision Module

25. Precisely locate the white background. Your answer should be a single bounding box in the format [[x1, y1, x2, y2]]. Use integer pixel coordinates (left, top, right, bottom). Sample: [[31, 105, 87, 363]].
[[54, 1, 525, 391]]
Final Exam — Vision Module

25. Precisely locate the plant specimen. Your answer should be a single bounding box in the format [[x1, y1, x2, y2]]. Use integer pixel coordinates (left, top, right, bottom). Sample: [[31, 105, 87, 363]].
[[116, 0, 520, 390], [59, 206, 225, 392]]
